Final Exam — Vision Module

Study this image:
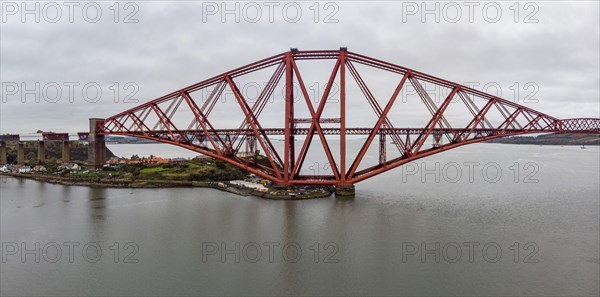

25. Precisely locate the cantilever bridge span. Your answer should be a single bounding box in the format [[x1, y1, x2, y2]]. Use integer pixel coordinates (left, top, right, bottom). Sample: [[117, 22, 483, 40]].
[[94, 49, 600, 188]]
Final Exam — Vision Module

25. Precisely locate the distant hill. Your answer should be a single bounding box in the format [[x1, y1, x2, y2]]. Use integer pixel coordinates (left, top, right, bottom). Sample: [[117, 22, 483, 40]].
[[487, 133, 599, 145], [105, 136, 157, 144], [105, 136, 220, 144]]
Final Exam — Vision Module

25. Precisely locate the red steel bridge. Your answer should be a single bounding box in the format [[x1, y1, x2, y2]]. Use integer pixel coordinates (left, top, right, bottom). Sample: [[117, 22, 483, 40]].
[[94, 48, 600, 189]]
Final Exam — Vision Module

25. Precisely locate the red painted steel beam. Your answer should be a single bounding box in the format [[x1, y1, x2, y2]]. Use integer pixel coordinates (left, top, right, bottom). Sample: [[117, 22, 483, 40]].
[[103, 127, 598, 136], [346, 72, 410, 180], [225, 75, 283, 181], [41, 133, 69, 141], [290, 58, 342, 180], [284, 52, 293, 183]]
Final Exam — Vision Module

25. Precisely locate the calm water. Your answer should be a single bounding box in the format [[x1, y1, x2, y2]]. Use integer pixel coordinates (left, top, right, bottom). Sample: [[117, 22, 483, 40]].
[[1, 143, 599, 296]]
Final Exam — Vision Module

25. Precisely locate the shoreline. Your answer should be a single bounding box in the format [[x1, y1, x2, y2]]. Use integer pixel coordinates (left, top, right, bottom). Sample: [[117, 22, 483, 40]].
[[0, 173, 333, 200]]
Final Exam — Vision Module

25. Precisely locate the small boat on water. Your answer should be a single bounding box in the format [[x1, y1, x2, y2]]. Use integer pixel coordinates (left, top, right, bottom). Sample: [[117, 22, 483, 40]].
[[581, 145, 587, 149]]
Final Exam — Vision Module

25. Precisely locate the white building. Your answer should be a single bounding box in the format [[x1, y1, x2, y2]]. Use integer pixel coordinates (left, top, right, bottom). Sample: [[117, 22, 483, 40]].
[[230, 180, 268, 192], [18, 166, 31, 173], [58, 163, 80, 171]]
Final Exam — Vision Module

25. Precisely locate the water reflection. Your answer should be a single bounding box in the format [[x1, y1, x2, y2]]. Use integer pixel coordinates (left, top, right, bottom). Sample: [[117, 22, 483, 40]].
[[61, 185, 71, 203], [86, 187, 108, 245], [0, 144, 598, 296]]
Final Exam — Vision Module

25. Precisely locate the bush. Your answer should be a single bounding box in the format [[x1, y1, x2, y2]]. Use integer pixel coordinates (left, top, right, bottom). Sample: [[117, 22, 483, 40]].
[[215, 160, 226, 169], [189, 173, 206, 181]]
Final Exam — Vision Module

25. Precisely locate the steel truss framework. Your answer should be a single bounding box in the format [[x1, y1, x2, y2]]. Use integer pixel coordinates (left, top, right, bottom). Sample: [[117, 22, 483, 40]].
[[98, 49, 600, 186]]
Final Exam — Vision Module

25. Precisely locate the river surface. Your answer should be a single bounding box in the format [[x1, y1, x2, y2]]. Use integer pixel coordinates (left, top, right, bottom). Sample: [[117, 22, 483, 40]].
[[1, 142, 599, 296]]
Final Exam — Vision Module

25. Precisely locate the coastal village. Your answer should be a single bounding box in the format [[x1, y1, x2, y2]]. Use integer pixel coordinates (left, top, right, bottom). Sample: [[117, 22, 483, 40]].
[[1, 155, 184, 174], [0, 154, 333, 199]]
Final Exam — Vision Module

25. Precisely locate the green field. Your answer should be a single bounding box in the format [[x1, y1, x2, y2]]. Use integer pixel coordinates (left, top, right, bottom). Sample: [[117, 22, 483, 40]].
[[134, 160, 247, 181]]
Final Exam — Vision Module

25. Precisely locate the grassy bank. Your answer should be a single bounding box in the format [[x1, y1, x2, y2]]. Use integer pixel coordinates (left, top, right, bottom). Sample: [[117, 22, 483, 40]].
[[1, 157, 333, 200]]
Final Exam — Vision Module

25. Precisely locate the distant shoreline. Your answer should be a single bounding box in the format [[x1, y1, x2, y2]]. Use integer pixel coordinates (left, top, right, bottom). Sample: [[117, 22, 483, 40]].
[[483, 142, 598, 146], [485, 133, 599, 146]]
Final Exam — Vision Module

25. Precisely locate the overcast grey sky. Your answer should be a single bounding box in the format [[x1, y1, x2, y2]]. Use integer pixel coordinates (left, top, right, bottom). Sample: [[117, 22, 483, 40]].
[[1, 0, 598, 135]]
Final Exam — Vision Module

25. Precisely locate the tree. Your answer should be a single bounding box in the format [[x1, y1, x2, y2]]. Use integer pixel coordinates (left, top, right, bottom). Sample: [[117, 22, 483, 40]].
[[254, 150, 260, 161], [215, 159, 226, 169], [26, 152, 37, 165], [45, 158, 57, 171]]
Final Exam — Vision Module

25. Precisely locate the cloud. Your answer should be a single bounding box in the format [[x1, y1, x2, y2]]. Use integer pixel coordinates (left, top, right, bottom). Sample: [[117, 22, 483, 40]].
[[1, 1, 598, 134]]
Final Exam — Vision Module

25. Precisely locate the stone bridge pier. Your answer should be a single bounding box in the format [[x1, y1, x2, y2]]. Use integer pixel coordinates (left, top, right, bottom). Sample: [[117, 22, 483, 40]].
[[17, 142, 25, 165], [62, 141, 70, 163], [0, 141, 6, 164], [87, 118, 106, 169], [37, 141, 45, 162]]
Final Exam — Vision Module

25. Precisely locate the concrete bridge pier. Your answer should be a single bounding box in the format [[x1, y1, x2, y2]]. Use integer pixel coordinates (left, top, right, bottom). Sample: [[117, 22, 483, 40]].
[[38, 141, 45, 162], [17, 142, 25, 165], [0, 141, 6, 164], [62, 141, 70, 163], [87, 118, 106, 169], [335, 185, 355, 197]]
